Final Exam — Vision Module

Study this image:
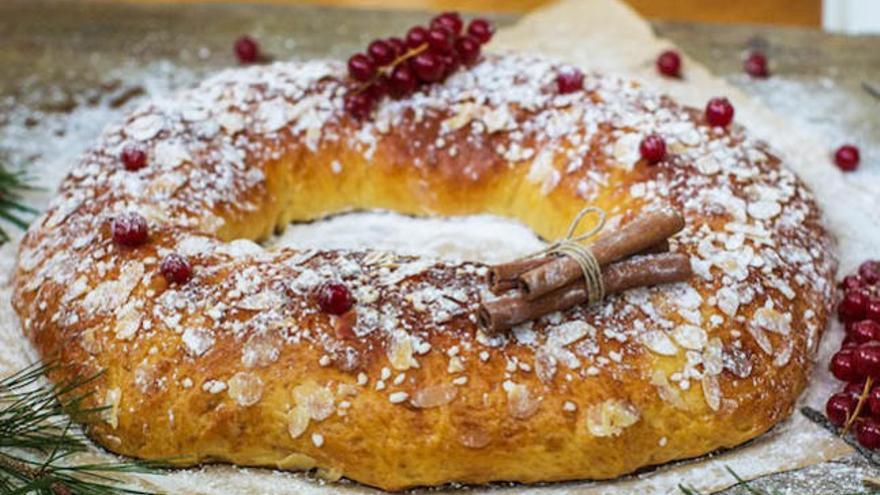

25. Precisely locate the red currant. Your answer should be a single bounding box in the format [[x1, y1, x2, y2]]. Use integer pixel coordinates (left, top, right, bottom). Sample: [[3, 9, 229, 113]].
[[639, 134, 667, 164], [467, 18, 493, 44], [826, 392, 855, 427], [405, 26, 429, 50], [854, 342, 880, 379], [868, 299, 880, 323], [411, 52, 444, 82], [840, 290, 869, 322], [744, 51, 769, 78], [858, 419, 880, 449], [834, 144, 860, 172], [370, 76, 391, 99], [869, 386, 880, 416], [705, 97, 735, 127], [367, 39, 396, 66], [851, 320, 880, 344], [121, 145, 147, 171], [845, 380, 868, 399], [830, 348, 860, 382], [427, 27, 454, 54], [455, 36, 481, 66], [842, 274, 864, 292], [347, 53, 376, 82], [556, 68, 584, 94], [389, 65, 417, 98], [343, 92, 374, 120], [430, 12, 463, 35], [859, 260, 880, 285], [234, 36, 260, 64], [160, 253, 192, 284], [111, 212, 148, 247], [387, 37, 406, 57], [316, 281, 355, 315], [656, 50, 682, 78], [439, 52, 459, 78]]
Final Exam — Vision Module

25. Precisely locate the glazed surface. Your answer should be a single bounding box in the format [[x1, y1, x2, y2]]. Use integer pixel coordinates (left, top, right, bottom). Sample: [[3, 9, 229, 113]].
[[12, 53, 836, 490]]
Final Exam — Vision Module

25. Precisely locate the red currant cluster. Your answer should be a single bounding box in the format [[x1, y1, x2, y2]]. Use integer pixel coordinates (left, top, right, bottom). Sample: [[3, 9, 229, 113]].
[[343, 12, 494, 119], [826, 260, 880, 448]]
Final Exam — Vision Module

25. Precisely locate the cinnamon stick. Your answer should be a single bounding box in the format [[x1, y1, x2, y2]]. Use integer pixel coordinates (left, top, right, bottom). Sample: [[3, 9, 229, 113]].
[[490, 279, 521, 294], [519, 208, 685, 300], [639, 239, 670, 255], [479, 252, 692, 333], [489, 240, 670, 294], [489, 256, 550, 293]]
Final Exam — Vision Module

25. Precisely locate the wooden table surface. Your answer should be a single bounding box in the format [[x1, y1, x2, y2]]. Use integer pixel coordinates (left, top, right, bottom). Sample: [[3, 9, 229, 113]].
[[0, 0, 877, 493], [119, 0, 823, 25]]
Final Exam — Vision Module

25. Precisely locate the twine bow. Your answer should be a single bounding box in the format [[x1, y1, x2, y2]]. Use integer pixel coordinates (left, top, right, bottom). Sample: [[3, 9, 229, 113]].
[[528, 206, 607, 304]]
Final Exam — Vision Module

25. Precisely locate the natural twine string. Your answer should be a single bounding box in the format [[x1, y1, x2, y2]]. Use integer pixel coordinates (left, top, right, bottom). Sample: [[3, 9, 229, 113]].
[[526, 206, 606, 304]]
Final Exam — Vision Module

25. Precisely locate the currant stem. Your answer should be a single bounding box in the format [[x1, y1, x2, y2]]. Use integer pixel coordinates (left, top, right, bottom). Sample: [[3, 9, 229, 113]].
[[352, 43, 428, 95], [843, 376, 874, 434]]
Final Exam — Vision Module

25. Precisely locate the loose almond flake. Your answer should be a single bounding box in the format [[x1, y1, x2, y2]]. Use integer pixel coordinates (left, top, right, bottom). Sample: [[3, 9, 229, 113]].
[[388, 330, 418, 371], [702, 337, 724, 376], [650, 370, 688, 410], [586, 399, 640, 437], [504, 381, 541, 420], [410, 384, 458, 409], [293, 382, 335, 421], [754, 306, 791, 335], [288, 406, 310, 439], [459, 428, 491, 449], [103, 388, 122, 429], [701, 374, 721, 411], [114, 301, 142, 341], [241, 331, 281, 368], [642, 330, 678, 356], [672, 324, 707, 351], [228, 371, 264, 407]]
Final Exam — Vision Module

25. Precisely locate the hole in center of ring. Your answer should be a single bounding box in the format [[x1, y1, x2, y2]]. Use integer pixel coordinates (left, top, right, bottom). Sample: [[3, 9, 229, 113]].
[[265, 209, 546, 265]]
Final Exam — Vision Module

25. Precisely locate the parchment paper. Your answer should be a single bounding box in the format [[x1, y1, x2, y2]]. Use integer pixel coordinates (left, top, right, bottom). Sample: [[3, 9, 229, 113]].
[[1, 0, 875, 493]]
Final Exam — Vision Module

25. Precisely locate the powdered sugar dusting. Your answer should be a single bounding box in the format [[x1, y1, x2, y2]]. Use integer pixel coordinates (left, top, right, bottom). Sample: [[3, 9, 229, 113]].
[[268, 212, 544, 264]]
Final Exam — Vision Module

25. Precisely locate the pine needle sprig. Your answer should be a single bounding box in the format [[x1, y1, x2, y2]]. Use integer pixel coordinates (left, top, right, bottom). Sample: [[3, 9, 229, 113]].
[[0, 362, 164, 495], [0, 165, 39, 244]]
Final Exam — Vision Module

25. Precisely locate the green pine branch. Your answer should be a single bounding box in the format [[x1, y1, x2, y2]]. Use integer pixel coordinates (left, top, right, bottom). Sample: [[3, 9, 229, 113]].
[[0, 165, 38, 244], [0, 362, 164, 495]]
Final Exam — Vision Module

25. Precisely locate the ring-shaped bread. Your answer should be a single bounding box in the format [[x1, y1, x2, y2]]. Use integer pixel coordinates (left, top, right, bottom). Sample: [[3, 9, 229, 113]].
[[13, 53, 836, 491]]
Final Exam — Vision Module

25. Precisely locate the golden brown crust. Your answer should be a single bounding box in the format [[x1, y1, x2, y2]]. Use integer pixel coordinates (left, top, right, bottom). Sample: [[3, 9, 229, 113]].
[[12, 53, 836, 491]]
